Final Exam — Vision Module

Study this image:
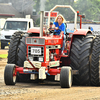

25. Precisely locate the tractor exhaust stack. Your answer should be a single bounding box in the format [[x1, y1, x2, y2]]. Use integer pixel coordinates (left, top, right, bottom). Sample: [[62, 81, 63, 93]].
[[40, 11, 44, 37], [40, 0, 45, 37]]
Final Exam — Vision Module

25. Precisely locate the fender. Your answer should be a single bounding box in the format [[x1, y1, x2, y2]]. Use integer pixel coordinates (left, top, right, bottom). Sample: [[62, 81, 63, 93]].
[[73, 29, 92, 36]]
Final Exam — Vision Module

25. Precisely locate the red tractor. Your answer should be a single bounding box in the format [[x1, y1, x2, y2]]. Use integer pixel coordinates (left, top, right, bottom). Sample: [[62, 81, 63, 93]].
[[4, 5, 100, 88]]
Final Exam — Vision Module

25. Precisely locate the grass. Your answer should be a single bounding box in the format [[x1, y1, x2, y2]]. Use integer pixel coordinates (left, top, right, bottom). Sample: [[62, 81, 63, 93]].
[[0, 40, 8, 58], [0, 54, 8, 58]]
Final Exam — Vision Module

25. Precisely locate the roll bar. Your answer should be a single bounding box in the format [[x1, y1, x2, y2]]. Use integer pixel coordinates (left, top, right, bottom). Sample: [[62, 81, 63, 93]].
[[48, 5, 77, 30]]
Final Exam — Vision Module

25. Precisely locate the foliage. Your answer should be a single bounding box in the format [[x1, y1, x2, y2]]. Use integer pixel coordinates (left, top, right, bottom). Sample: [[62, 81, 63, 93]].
[[33, 0, 100, 21], [36, 18, 40, 26], [34, 0, 40, 12], [74, 0, 100, 21]]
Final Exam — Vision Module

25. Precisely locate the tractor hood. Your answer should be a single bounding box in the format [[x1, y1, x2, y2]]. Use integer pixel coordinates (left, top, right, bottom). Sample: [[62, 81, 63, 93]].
[[26, 35, 62, 45], [44, 35, 62, 45], [27, 27, 46, 36]]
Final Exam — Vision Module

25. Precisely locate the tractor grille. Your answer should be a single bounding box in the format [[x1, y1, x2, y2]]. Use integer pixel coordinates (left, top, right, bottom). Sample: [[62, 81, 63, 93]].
[[5, 36, 11, 39], [26, 38, 45, 45], [28, 46, 44, 62]]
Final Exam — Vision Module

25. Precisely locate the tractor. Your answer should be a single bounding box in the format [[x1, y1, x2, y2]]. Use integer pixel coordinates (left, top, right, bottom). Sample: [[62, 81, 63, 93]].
[[4, 5, 100, 88]]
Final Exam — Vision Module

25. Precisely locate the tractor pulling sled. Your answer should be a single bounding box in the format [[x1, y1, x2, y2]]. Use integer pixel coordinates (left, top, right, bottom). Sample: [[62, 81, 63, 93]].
[[4, 5, 100, 88]]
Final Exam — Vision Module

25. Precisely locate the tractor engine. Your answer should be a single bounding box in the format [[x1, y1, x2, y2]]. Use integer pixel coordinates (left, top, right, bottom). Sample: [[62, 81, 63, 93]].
[[26, 36, 62, 63]]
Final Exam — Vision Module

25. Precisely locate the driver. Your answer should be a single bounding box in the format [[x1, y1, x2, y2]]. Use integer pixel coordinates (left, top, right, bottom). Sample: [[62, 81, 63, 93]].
[[49, 22, 53, 34], [52, 14, 66, 55]]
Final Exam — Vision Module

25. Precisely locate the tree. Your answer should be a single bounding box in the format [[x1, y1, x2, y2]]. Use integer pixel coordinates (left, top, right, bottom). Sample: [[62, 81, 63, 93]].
[[73, 0, 100, 21], [33, 0, 100, 22], [33, 0, 40, 12]]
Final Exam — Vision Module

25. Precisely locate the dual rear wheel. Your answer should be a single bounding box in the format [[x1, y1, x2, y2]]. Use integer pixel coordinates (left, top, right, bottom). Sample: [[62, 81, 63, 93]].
[[70, 34, 100, 86]]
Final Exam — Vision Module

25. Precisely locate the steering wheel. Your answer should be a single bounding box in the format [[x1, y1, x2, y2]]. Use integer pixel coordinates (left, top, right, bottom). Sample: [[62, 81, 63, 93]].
[[48, 28, 55, 33], [48, 28, 62, 35]]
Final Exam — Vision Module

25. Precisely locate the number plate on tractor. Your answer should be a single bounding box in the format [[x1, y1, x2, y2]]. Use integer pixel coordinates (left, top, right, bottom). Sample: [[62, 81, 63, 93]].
[[31, 48, 41, 55]]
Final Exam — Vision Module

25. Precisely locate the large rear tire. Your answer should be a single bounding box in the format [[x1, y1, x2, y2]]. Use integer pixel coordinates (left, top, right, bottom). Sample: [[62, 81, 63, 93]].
[[16, 34, 30, 82], [8, 31, 30, 82], [70, 35, 95, 85], [91, 36, 100, 86], [8, 31, 24, 64]]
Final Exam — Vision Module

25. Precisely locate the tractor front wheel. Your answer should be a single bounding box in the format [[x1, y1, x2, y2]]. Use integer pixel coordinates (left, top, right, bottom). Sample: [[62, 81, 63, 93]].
[[60, 67, 72, 88], [4, 64, 16, 85]]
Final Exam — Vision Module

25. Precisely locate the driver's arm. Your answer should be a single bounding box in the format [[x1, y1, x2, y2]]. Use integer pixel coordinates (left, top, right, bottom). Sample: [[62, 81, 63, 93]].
[[52, 22, 59, 30], [52, 24, 59, 30], [60, 31, 64, 36], [52, 24, 55, 29]]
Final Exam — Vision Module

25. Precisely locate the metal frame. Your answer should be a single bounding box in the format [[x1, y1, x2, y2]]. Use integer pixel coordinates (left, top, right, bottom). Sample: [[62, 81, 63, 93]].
[[48, 5, 77, 30]]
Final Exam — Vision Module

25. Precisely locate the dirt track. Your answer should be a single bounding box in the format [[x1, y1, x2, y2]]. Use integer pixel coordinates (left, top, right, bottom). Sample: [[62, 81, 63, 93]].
[[0, 50, 100, 100], [0, 49, 8, 54]]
